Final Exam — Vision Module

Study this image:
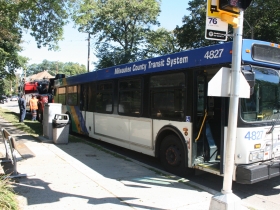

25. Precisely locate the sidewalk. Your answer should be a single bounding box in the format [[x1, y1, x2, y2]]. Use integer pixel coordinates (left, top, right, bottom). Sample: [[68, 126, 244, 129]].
[[0, 117, 218, 210]]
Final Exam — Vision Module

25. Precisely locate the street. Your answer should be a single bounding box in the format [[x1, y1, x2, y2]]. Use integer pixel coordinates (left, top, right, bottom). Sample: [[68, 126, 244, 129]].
[[1, 101, 280, 210]]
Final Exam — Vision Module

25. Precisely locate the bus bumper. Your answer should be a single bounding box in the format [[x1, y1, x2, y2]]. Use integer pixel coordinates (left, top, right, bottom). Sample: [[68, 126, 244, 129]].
[[235, 158, 280, 184]]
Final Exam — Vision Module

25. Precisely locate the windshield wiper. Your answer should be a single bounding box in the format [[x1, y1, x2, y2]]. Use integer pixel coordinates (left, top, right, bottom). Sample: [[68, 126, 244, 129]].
[[266, 113, 280, 134]]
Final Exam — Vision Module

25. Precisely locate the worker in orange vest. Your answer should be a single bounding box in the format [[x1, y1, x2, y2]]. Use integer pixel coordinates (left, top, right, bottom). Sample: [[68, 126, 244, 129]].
[[30, 94, 38, 121]]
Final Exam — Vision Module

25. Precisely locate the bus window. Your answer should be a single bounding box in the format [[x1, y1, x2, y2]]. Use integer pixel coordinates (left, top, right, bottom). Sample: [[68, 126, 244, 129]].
[[150, 73, 185, 120], [58, 87, 66, 105], [67, 86, 78, 106], [96, 82, 113, 113], [88, 82, 96, 112], [118, 79, 142, 116], [80, 84, 87, 111]]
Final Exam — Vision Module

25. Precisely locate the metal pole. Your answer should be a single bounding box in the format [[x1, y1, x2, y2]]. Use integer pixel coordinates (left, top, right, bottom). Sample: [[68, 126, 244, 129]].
[[87, 33, 90, 72], [209, 11, 244, 210], [222, 10, 244, 194]]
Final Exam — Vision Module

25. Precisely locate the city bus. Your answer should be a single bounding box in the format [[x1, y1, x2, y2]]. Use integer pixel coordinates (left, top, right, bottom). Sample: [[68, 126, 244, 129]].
[[53, 39, 280, 184]]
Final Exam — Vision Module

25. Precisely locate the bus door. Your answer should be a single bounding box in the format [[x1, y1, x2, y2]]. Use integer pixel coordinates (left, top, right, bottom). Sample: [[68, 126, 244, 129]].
[[194, 73, 225, 172], [80, 84, 88, 130], [80, 83, 95, 137], [80, 84, 86, 112]]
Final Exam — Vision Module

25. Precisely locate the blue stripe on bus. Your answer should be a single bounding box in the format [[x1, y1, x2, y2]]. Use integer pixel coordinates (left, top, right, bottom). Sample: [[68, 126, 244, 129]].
[[55, 39, 280, 87], [56, 41, 234, 86]]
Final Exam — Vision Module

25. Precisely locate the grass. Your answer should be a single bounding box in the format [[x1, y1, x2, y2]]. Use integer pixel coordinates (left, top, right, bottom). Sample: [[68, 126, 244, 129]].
[[0, 107, 43, 137], [0, 176, 19, 210], [0, 107, 43, 210]]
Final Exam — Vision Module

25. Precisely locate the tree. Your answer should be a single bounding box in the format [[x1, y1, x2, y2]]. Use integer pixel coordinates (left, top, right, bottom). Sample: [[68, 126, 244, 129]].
[[62, 62, 87, 76], [174, 0, 280, 49], [0, 1, 23, 76], [174, 0, 223, 50], [0, 0, 70, 77], [244, 1, 280, 42], [26, 60, 87, 77], [19, 0, 69, 50], [26, 60, 55, 76], [73, 0, 161, 69], [144, 28, 181, 58]]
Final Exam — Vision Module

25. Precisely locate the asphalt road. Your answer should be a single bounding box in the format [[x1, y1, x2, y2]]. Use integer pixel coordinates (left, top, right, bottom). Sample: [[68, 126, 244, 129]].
[[1, 101, 280, 210]]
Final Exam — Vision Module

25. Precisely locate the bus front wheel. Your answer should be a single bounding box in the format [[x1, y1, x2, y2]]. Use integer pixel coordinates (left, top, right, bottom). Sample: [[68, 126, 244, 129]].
[[160, 135, 187, 176]]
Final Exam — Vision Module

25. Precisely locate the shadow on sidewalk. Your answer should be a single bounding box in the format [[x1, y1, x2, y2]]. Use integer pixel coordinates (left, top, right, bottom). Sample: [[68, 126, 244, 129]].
[[12, 177, 150, 209]]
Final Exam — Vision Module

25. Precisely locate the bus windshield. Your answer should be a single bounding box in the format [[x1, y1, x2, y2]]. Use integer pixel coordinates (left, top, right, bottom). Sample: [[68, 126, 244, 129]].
[[241, 66, 280, 122]]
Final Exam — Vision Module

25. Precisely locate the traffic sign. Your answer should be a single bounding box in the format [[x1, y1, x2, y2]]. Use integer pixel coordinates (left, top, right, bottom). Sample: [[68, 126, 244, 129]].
[[207, 0, 220, 18], [219, 0, 253, 13], [206, 0, 228, 41], [206, 0, 239, 27]]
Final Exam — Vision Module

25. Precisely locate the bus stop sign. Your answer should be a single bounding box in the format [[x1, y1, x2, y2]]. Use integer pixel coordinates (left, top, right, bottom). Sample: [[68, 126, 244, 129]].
[[205, 0, 228, 41]]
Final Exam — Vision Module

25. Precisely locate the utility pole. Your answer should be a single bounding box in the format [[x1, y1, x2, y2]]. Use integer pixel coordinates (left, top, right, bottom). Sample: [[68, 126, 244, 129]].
[[87, 33, 90, 72]]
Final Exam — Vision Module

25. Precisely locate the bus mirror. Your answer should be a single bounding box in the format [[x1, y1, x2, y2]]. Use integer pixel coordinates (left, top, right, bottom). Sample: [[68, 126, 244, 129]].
[[242, 70, 255, 95]]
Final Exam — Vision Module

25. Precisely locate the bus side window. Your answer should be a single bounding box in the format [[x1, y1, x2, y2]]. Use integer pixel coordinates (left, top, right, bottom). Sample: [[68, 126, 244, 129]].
[[118, 79, 142, 116], [150, 73, 185, 120], [96, 82, 113, 113]]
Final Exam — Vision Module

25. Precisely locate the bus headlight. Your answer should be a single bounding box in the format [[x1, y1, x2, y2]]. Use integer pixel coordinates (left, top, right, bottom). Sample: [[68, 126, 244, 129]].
[[249, 150, 264, 161]]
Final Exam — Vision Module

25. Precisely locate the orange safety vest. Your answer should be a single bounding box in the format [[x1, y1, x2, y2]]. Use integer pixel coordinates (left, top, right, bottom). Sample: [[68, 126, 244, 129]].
[[29, 98, 38, 110]]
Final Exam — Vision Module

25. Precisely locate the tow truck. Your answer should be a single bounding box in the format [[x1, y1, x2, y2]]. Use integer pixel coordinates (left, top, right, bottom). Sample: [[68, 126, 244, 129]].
[[23, 78, 54, 122]]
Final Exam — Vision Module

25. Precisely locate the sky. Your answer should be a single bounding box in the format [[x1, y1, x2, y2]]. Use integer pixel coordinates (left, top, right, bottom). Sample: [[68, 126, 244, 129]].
[[19, 1, 190, 71]]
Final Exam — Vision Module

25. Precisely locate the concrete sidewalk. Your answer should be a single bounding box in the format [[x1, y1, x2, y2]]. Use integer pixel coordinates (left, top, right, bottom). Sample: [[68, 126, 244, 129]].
[[0, 117, 219, 210]]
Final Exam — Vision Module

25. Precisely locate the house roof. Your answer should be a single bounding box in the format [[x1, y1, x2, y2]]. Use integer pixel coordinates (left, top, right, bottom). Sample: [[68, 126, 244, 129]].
[[28, 71, 55, 81]]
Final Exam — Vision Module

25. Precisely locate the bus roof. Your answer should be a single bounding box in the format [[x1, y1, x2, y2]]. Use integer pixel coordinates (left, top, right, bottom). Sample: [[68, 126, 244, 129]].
[[55, 39, 280, 87]]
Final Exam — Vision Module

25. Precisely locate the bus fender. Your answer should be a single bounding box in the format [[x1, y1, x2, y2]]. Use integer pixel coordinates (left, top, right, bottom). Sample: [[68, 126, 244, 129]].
[[155, 125, 188, 167]]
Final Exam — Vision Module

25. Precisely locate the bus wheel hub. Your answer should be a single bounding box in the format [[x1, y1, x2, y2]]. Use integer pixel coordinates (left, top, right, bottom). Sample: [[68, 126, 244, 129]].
[[166, 146, 181, 166]]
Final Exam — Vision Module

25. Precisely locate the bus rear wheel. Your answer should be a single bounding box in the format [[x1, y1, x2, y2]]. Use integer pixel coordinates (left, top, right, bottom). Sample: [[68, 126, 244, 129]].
[[160, 135, 188, 176]]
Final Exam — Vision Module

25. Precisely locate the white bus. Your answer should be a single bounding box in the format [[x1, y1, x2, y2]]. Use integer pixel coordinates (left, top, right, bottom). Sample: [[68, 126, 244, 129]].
[[53, 39, 280, 184]]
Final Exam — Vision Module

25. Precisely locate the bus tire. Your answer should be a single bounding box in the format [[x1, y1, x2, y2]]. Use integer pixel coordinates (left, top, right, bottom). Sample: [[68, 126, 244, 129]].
[[160, 135, 189, 176]]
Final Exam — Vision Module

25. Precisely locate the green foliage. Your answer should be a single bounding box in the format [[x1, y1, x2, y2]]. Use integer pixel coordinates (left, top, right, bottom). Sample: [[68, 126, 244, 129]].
[[0, 79, 11, 96], [73, 0, 161, 69], [174, 0, 280, 49], [0, 0, 23, 76], [63, 62, 87, 76], [144, 28, 181, 58], [0, 107, 43, 136], [174, 0, 224, 50], [19, 0, 70, 50], [26, 60, 87, 77], [244, 0, 280, 42], [0, 0, 71, 78]]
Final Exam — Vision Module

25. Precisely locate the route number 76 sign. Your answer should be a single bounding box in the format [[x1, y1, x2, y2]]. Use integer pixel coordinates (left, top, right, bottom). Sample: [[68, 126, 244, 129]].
[[205, 0, 228, 41]]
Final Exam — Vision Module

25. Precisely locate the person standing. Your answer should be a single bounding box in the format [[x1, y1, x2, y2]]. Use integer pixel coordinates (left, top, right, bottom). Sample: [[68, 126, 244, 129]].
[[30, 94, 38, 121], [18, 94, 26, 122]]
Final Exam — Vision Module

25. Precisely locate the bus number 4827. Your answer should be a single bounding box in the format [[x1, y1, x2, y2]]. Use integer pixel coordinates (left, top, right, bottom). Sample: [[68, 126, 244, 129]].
[[204, 49, 224, 59]]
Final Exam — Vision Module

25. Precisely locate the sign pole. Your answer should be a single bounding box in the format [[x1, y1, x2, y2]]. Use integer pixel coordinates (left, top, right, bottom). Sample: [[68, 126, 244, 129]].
[[209, 10, 244, 210]]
